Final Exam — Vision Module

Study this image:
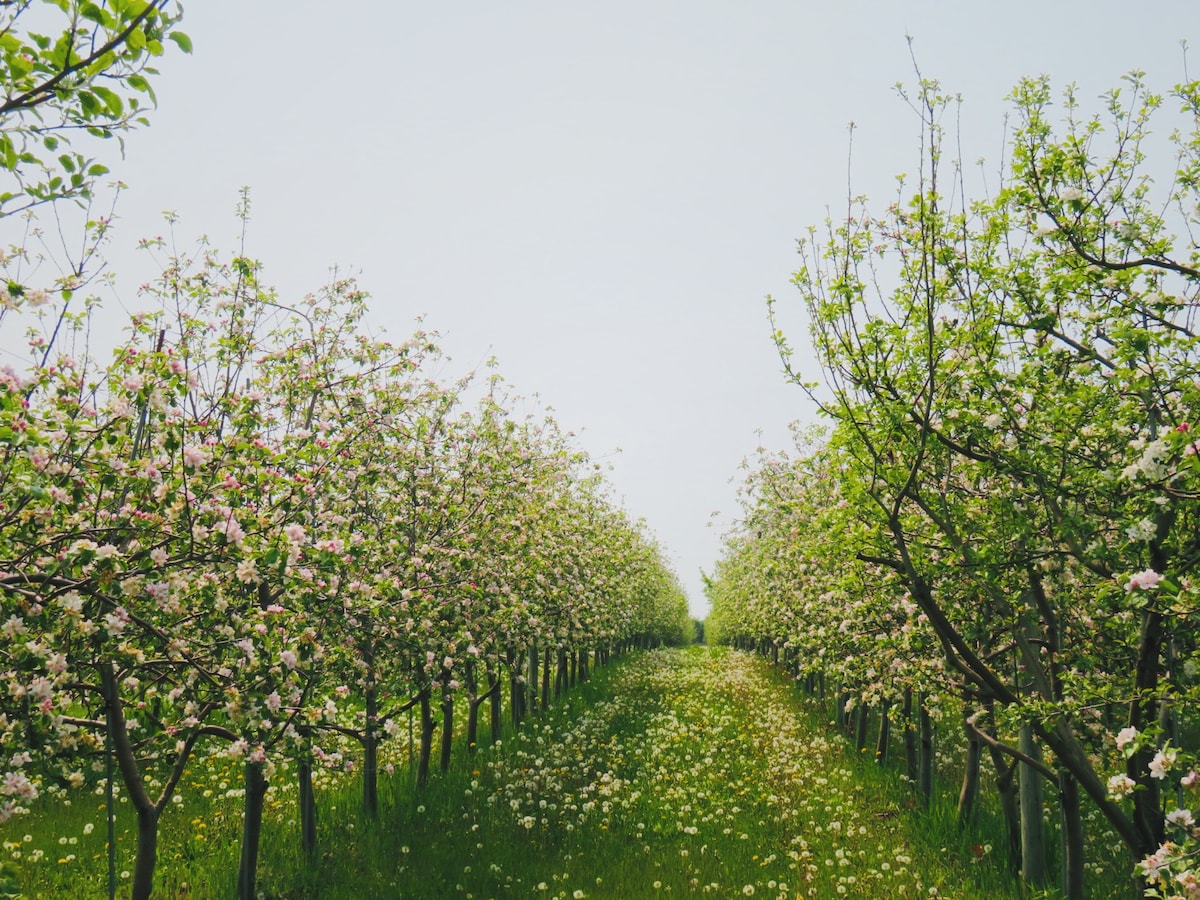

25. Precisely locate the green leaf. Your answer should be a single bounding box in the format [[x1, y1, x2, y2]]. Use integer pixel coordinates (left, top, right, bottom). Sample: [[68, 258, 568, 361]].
[[169, 31, 193, 54], [9, 54, 33, 78], [0, 137, 16, 172], [87, 163, 109, 177], [126, 27, 146, 53], [92, 86, 123, 117], [79, 2, 111, 27]]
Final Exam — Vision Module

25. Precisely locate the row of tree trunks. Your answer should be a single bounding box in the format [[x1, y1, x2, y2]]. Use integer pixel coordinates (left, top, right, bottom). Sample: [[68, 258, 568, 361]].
[[268, 640, 636, 898], [762, 643, 1088, 899]]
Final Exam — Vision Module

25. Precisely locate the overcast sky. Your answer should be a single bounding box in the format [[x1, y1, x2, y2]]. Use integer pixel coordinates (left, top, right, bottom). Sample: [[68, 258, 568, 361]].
[[37, 1, 1198, 615]]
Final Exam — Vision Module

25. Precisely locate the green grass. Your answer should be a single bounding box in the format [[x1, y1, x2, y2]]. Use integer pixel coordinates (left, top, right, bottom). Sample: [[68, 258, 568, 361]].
[[1, 647, 1134, 898]]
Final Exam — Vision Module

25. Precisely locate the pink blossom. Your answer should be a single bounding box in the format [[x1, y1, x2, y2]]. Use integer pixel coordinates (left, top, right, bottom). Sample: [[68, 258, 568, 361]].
[[1124, 569, 1163, 592], [1151, 746, 1179, 780], [279, 649, 298, 670], [1166, 807, 1195, 828], [181, 445, 207, 469], [1116, 726, 1140, 750], [2, 771, 37, 801], [102, 608, 130, 637], [1107, 774, 1136, 798], [1139, 845, 1172, 884]]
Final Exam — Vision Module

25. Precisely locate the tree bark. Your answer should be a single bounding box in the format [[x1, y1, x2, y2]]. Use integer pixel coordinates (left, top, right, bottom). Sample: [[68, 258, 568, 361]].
[[1059, 769, 1085, 900], [918, 698, 934, 808], [236, 761, 269, 900], [417, 688, 434, 787], [1019, 724, 1046, 887], [363, 681, 379, 819], [527, 644, 539, 717], [298, 757, 317, 859], [875, 701, 890, 765], [556, 647, 568, 698], [439, 687, 454, 772], [903, 688, 919, 788], [854, 702, 869, 754], [988, 747, 1021, 873], [957, 708, 982, 827]]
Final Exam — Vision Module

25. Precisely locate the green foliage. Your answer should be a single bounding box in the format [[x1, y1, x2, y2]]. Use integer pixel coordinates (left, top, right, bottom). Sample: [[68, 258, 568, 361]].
[[0, 0, 189, 214], [722, 67, 1200, 896]]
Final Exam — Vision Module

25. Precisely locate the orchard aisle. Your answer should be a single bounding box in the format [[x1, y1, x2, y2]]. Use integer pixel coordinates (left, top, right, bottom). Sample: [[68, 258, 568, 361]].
[[334, 647, 1014, 899]]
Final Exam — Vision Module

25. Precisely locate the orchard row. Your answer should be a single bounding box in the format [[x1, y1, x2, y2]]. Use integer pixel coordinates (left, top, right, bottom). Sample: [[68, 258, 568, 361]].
[[0, 215, 691, 899], [708, 74, 1200, 899]]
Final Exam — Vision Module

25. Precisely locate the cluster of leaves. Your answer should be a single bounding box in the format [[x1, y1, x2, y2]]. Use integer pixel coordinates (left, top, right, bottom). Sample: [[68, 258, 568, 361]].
[[0, 0, 190, 215], [710, 71, 1200, 897]]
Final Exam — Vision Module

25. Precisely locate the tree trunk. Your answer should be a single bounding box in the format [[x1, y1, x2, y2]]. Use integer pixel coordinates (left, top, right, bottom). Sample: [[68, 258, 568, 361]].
[[556, 647, 568, 697], [466, 662, 480, 752], [417, 689, 434, 787], [903, 689, 919, 788], [957, 708, 982, 827], [509, 648, 525, 727], [236, 761, 269, 900], [541, 645, 551, 708], [1019, 724, 1046, 887], [101, 665, 160, 900], [578, 647, 589, 683], [1059, 769, 1085, 900], [440, 687, 454, 772], [131, 804, 160, 900], [527, 645, 539, 717], [487, 666, 503, 744], [854, 702, 869, 754], [876, 701, 891, 764], [298, 757, 317, 859], [918, 697, 934, 808], [987, 747, 1021, 873], [363, 682, 379, 819]]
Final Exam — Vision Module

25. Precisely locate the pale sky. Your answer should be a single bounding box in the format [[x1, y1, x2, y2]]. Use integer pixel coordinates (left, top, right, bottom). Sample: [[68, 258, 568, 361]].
[[39, 1, 1198, 616]]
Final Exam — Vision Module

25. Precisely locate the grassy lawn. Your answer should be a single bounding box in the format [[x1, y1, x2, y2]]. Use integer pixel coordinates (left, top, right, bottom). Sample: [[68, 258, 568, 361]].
[[2, 646, 1131, 897]]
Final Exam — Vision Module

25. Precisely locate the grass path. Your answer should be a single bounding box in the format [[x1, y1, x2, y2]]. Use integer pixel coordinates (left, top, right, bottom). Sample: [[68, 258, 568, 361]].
[[263, 646, 1014, 898], [5, 647, 1021, 898]]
